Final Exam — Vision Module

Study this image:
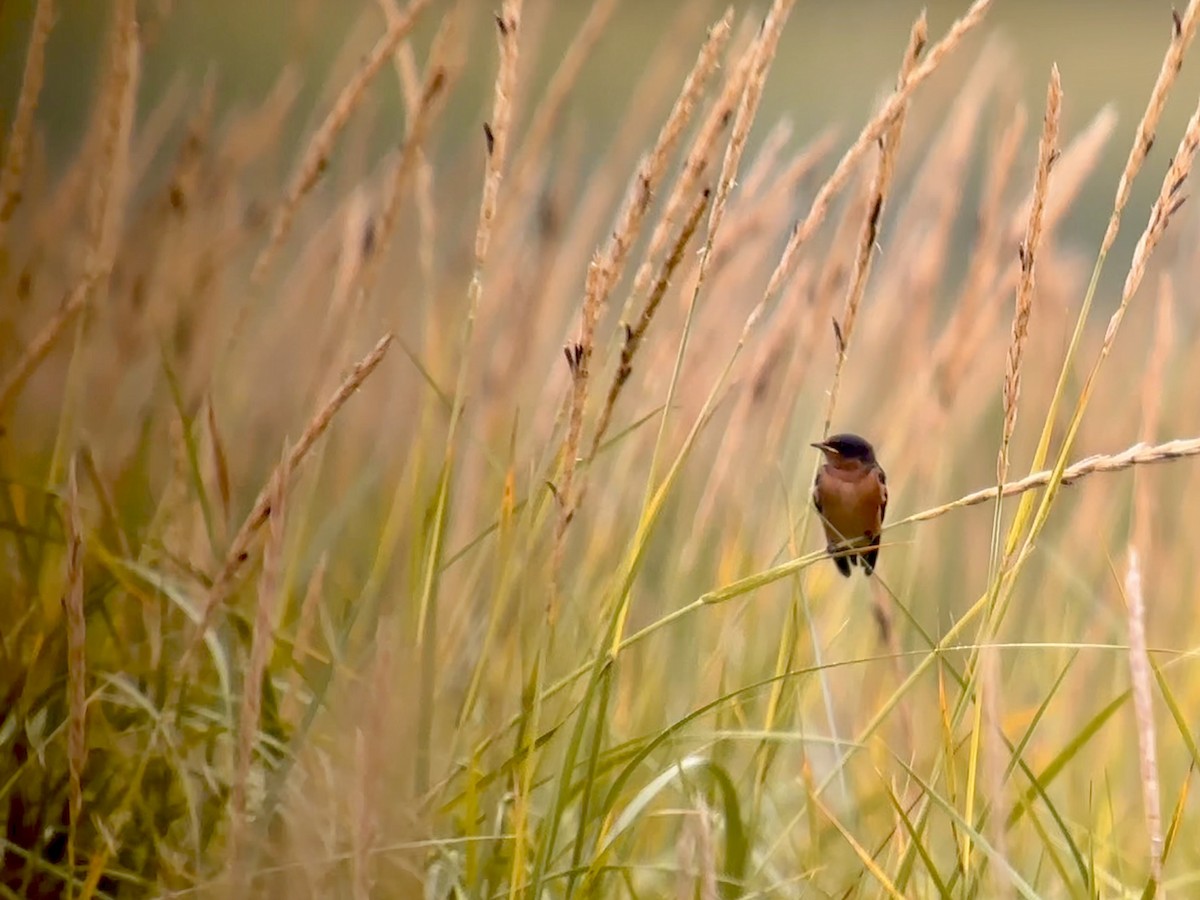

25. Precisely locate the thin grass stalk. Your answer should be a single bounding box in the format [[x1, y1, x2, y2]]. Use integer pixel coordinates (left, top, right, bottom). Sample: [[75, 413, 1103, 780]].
[[229, 445, 289, 882], [250, 0, 432, 287], [896, 437, 1200, 528], [414, 0, 523, 799], [394, 41, 439, 311], [1005, 1, 1200, 555], [527, 5, 796, 892], [587, 187, 711, 465], [356, 45, 453, 301], [1125, 275, 1173, 899], [626, 21, 753, 313], [505, 0, 621, 214], [0, 0, 55, 240], [0, 277, 93, 419], [1102, 3, 1200, 255], [553, 8, 733, 589], [282, 554, 326, 726], [929, 102, 1027, 407], [354, 616, 396, 900], [968, 65, 1059, 881], [1124, 549, 1163, 898], [919, 105, 1114, 430], [185, 333, 393, 665], [85, 0, 139, 280], [820, 13, 926, 437], [757, 0, 994, 322], [996, 77, 1200, 638], [447, 434, 1200, 801], [64, 457, 86, 898], [1132, 275, 1174, 558]]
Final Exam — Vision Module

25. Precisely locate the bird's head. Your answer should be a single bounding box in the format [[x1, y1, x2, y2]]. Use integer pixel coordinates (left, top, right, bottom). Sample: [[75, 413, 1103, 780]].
[[811, 433, 877, 466]]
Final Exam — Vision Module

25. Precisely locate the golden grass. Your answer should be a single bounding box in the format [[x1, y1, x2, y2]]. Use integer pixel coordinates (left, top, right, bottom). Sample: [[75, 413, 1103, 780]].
[[6, 1, 1200, 897]]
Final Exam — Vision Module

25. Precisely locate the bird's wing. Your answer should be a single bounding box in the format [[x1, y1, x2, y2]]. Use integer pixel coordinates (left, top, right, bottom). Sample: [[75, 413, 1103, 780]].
[[876, 465, 888, 524]]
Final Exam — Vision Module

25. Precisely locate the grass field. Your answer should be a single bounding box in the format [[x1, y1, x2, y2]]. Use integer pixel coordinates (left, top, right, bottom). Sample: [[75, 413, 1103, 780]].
[[4, 0, 1200, 897]]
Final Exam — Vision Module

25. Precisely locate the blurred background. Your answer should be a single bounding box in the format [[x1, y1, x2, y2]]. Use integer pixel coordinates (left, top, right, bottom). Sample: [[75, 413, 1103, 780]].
[[4, 0, 1200, 895], [4, 0, 1200, 291]]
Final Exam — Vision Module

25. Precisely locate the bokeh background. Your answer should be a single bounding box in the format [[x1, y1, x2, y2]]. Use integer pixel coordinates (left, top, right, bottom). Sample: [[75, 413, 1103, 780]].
[[4, 0, 1200, 289], [4, 0, 1200, 896]]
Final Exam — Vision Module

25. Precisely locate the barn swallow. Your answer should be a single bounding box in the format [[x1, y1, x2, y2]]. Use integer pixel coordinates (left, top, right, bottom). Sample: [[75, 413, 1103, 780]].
[[811, 433, 888, 577]]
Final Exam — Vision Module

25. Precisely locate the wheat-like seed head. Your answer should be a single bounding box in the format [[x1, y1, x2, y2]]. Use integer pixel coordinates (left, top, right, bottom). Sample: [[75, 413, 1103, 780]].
[[760, 0, 994, 317], [1101, 0, 1200, 254], [814, 11, 926, 436], [999, 65, 1061, 481]]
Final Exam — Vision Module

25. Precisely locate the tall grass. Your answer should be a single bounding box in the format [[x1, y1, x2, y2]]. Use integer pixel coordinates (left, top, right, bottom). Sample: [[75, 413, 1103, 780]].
[[4, 1, 1200, 897]]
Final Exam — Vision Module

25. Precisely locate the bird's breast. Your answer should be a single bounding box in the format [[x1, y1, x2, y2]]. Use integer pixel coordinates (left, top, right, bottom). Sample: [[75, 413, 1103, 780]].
[[818, 466, 883, 540]]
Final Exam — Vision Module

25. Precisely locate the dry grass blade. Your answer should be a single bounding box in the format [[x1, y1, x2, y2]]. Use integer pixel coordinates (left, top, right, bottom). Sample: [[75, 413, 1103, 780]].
[[596, 6, 732, 301], [589, 188, 711, 462], [1123, 549, 1163, 897], [760, 0, 993, 316], [896, 437, 1200, 528], [1118, 106, 1200, 319], [999, 65, 1061, 482], [282, 553, 327, 726], [974, 68, 1060, 888], [188, 333, 394, 660], [553, 8, 733, 584], [473, 0, 523, 272], [1101, 0, 1200, 254], [628, 21, 753, 309], [507, 0, 621, 208], [0, 277, 92, 419], [64, 456, 87, 890], [708, 1, 791, 241], [250, 0, 432, 286], [356, 34, 454, 301], [207, 400, 233, 528], [2, 2, 138, 419], [1132, 275, 1174, 556], [229, 444, 289, 881], [0, 0, 55, 236], [933, 104, 1027, 407], [418, 0, 523, 642], [374, 3, 442, 307], [815, 11, 926, 431], [86, 0, 140, 279]]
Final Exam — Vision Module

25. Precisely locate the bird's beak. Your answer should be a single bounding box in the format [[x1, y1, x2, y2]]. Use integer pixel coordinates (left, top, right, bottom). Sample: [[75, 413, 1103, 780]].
[[810, 441, 830, 452]]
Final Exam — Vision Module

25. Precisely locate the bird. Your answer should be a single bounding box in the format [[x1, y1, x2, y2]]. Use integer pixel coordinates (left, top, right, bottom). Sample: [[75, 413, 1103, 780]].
[[810, 433, 888, 578]]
